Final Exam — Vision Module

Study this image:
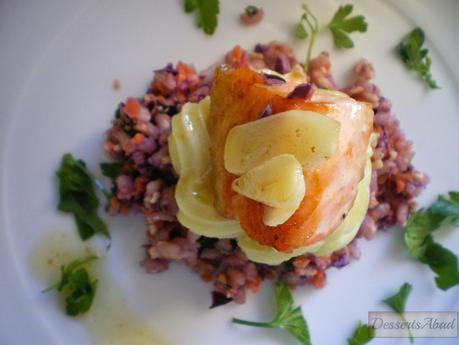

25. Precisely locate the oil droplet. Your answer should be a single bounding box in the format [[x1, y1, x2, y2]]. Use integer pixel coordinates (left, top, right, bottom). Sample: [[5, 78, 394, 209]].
[[85, 274, 171, 345], [29, 229, 172, 345], [29, 229, 94, 284]]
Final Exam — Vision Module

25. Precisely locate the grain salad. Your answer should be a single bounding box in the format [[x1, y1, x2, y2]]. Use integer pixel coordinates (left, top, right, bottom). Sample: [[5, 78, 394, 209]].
[[103, 42, 427, 306]]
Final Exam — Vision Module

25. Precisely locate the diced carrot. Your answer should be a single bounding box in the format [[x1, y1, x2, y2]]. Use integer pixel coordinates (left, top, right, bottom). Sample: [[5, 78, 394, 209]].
[[201, 273, 213, 282], [311, 270, 326, 288], [177, 62, 196, 83], [395, 178, 405, 193], [247, 277, 262, 292], [292, 256, 310, 269], [131, 133, 145, 145], [217, 273, 227, 284], [176, 93, 187, 104], [231, 45, 243, 62], [124, 97, 141, 118], [110, 196, 121, 211], [226, 45, 249, 67], [134, 176, 146, 193]]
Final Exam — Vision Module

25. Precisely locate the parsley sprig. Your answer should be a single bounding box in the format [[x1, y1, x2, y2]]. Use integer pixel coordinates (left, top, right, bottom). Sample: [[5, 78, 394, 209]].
[[397, 28, 439, 89], [43, 255, 99, 316], [382, 282, 414, 342], [232, 281, 311, 345], [294, 4, 367, 69], [294, 4, 319, 70], [347, 322, 374, 345], [57, 153, 110, 241], [404, 191, 459, 290], [184, 0, 220, 35], [327, 4, 368, 49]]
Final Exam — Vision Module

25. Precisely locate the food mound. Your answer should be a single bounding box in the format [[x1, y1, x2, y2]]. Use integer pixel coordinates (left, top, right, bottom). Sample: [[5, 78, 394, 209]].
[[103, 43, 427, 305]]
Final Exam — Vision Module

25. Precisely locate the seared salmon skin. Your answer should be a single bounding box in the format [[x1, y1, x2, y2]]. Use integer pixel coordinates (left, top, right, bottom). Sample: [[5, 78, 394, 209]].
[[208, 66, 373, 253]]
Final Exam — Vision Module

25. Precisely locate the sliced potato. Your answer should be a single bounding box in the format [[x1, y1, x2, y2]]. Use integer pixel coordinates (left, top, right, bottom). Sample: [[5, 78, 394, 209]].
[[224, 110, 340, 175], [169, 101, 211, 176], [175, 170, 244, 239], [231, 154, 305, 210], [177, 211, 243, 238], [169, 98, 243, 238], [236, 233, 314, 266], [262, 205, 297, 227], [197, 96, 211, 123]]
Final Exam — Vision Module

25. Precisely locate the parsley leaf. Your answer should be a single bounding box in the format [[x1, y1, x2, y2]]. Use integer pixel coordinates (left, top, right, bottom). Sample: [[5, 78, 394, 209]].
[[382, 282, 414, 342], [43, 255, 98, 316], [397, 28, 439, 89], [404, 191, 459, 290], [327, 4, 368, 49], [56, 153, 110, 241], [183, 0, 220, 35], [100, 161, 123, 179], [232, 281, 311, 345], [184, 0, 197, 13], [347, 322, 374, 345], [294, 22, 308, 40], [294, 4, 319, 70], [382, 282, 412, 314], [424, 239, 459, 290]]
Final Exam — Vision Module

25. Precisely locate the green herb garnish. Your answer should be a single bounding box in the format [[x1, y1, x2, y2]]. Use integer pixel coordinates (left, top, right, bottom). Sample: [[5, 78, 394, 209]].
[[100, 161, 123, 179], [404, 191, 459, 290], [294, 3, 367, 68], [183, 0, 220, 35], [245, 5, 259, 17], [232, 281, 311, 345], [56, 153, 110, 241], [294, 4, 319, 70], [114, 108, 121, 119], [382, 282, 414, 342], [397, 28, 439, 89], [347, 322, 374, 345], [327, 4, 368, 49], [43, 255, 98, 316], [382, 282, 412, 314]]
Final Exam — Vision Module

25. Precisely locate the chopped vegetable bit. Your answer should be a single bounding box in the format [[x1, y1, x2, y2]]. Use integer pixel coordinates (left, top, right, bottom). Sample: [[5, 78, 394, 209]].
[[404, 191, 459, 290], [112, 79, 120, 91], [100, 161, 124, 179], [232, 281, 311, 345], [327, 4, 368, 49], [294, 4, 319, 70], [382, 282, 412, 314], [56, 153, 110, 241], [382, 282, 414, 342], [397, 28, 439, 89], [240, 5, 264, 25], [183, 0, 220, 35], [210, 291, 233, 308], [43, 255, 98, 316], [347, 322, 374, 345], [245, 5, 259, 17], [114, 108, 121, 119]]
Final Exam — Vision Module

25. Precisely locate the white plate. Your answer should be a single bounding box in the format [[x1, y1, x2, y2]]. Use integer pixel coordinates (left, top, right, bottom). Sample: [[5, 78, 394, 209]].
[[1, 1, 458, 344]]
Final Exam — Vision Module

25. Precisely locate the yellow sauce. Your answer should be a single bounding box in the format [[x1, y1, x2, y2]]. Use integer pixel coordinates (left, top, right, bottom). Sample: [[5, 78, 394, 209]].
[[29, 229, 172, 345]]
